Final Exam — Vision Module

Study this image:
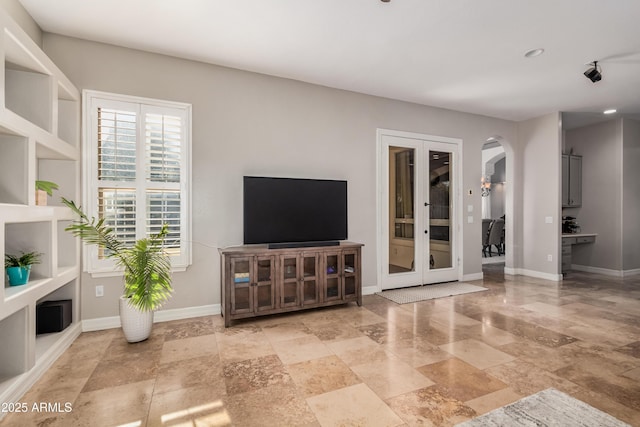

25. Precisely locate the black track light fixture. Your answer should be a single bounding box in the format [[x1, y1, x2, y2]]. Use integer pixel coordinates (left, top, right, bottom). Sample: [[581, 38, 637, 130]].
[[584, 61, 602, 83]]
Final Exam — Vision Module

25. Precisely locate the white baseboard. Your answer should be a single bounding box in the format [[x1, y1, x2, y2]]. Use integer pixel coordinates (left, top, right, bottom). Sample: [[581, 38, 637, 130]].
[[82, 304, 221, 332], [82, 315, 120, 332], [462, 272, 483, 282], [362, 285, 378, 296], [623, 268, 640, 277], [571, 264, 621, 277], [505, 267, 562, 282], [504, 267, 517, 276], [0, 322, 81, 417], [570, 264, 640, 277], [155, 304, 221, 322]]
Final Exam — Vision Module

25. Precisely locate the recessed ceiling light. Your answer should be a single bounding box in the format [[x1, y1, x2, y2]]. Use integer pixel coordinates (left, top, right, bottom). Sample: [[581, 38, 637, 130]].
[[524, 48, 544, 58], [603, 109, 617, 115]]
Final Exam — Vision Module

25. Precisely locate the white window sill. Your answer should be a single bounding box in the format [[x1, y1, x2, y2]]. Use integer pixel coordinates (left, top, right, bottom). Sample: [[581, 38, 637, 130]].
[[88, 265, 189, 279]]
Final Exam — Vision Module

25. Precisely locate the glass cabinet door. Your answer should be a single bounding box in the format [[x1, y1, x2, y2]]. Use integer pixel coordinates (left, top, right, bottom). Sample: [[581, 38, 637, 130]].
[[302, 253, 319, 305], [324, 253, 342, 301], [255, 256, 276, 311], [342, 250, 358, 299], [230, 257, 253, 314], [280, 255, 300, 307]]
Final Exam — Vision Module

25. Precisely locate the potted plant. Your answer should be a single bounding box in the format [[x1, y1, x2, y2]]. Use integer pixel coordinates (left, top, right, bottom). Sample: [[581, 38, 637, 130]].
[[5, 251, 41, 286], [61, 198, 173, 342], [35, 180, 59, 206]]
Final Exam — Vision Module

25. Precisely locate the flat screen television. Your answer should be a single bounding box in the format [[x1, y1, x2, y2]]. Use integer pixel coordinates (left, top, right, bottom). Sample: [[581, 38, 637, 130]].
[[243, 176, 347, 248]]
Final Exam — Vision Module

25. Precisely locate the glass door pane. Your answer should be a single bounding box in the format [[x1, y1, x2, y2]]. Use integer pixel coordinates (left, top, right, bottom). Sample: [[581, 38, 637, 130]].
[[324, 254, 341, 301], [302, 255, 319, 304], [256, 258, 275, 311], [230, 258, 252, 313], [389, 147, 415, 274], [428, 150, 452, 269], [281, 256, 299, 307], [343, 252, 357, 297]]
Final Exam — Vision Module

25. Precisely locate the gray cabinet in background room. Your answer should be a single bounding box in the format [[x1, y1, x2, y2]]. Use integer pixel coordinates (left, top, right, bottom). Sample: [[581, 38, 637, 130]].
[[562, 154, 582, 207]]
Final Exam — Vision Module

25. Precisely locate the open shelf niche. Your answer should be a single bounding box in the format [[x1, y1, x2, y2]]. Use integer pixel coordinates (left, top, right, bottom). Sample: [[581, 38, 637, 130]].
[[0, 8, 81, 413], [0, 132, 28, 205]]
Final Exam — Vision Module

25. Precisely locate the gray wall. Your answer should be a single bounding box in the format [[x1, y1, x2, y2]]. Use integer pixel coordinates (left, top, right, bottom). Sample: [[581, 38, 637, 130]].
[[622, 119, 640, 271], [517, 113, 562, 277], [41, 33, 523, 320], [566, 119, 623, 270]]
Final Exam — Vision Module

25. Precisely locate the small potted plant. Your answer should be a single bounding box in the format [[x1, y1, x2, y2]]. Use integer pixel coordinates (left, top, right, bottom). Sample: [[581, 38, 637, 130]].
[[35, 180, 59, 206], [5, 251, 41, 286], [61, 198, 173, 342]]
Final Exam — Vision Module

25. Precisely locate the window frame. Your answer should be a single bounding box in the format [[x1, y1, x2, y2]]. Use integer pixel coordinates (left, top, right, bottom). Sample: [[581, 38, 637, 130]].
[[82, 90, 192, 276]]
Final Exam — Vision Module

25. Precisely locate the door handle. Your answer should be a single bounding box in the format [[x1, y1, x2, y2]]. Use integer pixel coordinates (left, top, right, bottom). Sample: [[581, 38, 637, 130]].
[[424, 230, 428, 234]]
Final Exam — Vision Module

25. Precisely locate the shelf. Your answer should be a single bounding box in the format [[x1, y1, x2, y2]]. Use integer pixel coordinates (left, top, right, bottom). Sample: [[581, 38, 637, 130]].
[[4, 276, 49, 302], [0, 133, 27, 205], [4, 266, 77, 305], [3, 27, 50, 75], [56, 220, 78, 269], [0, 204, 73, 222], [0, 307, 28, 378], [4, 66, 52, 132], [35, 322, 80, 362], [57, 97, 79, 147], [0, 7, 80, 410]]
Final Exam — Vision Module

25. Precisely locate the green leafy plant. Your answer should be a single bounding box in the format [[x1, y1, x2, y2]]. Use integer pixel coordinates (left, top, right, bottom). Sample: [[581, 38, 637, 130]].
[[4, 251, 42, 268], [61, 198, 173, 311], [35, 180, 59, 197]]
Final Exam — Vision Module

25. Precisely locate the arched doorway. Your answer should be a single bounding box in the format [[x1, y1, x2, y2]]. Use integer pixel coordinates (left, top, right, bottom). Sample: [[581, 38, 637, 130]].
[[481, 138, 509, 268]]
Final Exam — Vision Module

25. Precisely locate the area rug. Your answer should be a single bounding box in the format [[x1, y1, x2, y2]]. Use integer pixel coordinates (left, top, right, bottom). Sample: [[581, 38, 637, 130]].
[[375, 282, 487, 304], [456, 388, 631, 427]]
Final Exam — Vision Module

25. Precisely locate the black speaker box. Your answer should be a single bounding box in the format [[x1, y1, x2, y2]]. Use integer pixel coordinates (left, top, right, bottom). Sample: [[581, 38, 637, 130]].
[[36, 299, 72, 334]]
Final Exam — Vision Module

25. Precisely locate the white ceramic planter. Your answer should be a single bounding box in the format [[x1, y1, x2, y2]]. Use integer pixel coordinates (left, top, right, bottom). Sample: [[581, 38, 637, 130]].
[[119, 296, 154, 343]]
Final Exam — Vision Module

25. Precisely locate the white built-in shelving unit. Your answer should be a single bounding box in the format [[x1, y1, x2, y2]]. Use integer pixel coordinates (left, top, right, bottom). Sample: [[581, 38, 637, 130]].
[[0, 8, 81, 407]]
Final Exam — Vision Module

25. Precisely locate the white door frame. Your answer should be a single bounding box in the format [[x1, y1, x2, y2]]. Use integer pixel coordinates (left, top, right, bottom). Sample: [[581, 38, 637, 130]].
[[376, 128, 464, 290]]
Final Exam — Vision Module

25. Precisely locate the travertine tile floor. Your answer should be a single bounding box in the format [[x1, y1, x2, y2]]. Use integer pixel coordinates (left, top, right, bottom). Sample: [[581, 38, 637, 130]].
[[3, 265, 640, 426]]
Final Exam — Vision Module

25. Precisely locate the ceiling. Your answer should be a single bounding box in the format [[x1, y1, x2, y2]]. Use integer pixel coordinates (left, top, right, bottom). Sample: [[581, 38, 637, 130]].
[[19, 0, 640, 127]]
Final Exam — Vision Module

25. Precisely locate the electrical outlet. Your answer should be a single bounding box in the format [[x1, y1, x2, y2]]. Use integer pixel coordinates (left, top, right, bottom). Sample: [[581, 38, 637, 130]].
[[547, 254, 553, 262], [96, 285, 104, 297]]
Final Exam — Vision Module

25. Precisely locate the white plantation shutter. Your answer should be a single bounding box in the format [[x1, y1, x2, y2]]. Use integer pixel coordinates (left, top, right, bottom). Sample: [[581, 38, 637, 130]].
[[146, 190, 181, 255], [98, 109, 137, 182], [98, 188, 137, 251], [146, 113, 182, 183], [84, 91, 191, 274]]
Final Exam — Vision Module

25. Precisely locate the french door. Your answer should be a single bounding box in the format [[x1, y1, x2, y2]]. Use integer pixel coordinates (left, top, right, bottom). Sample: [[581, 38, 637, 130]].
[[378, 130, 461, 290]]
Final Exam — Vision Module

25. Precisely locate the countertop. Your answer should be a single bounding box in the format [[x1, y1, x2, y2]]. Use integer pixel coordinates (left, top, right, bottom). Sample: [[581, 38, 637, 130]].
[[562, 233, 597, 238]]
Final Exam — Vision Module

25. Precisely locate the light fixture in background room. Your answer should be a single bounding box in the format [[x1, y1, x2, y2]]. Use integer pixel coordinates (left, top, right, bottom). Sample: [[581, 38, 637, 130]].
[[584, 61, 602, 83], [481, 175, 491, 197], [603, 108, 617, 114]]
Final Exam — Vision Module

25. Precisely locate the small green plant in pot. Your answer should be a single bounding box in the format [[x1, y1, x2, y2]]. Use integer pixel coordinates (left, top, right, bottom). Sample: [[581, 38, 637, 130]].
[[35, 180, 59, 206], [62, 198, 173, 342], [5, 251, 41, 286]]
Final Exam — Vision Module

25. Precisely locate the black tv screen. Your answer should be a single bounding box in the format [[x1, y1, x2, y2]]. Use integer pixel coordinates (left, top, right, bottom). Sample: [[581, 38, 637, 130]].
[[243, 176, 347, 247]]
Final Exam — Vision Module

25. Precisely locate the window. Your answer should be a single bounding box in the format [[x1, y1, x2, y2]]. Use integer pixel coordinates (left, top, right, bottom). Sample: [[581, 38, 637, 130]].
[[83, 91, 191, 274]]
